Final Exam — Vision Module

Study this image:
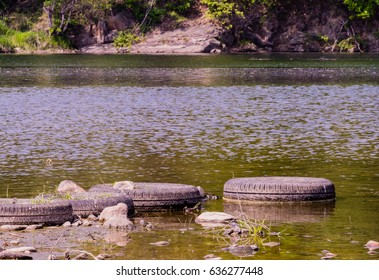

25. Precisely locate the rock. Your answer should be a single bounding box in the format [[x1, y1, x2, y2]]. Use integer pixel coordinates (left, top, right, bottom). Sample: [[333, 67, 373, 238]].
[[107, 11, 135, 31], [0, 225, 27, 231], [57, 180, 86, 194], [130, 16, 221, 54], [25, 224, 43, 231], [204, 254, 222, 260], [99, 203, 128, 222], [62, 221, 72, 227], [82, 220, 92, 227], [87, 214, 99, 221], [0, 251, 33, 259], [149, 241, 170, 247], [365, 240, 379, 251], [321, 250, 337, 260], [114, 181, 135, 191], [72, 220, 83, 227], [139, 219, 155, 230], [103, 217, 134, 231], [101, 206, 133, 230], [263, 242, 280, 248], [96, 253, 112, 260], [5, 247, 37, 253], [223, 244, 259, 257], [195, 212, 235, 227], [104, 30, 119, 44]]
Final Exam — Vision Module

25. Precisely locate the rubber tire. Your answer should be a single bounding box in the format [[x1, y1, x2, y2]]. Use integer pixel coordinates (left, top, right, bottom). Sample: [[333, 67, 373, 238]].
[[52, 193, 135, 218], [89, 182, 204, 212], [0, 199, 74, 226], [223, 177, 335, 202]]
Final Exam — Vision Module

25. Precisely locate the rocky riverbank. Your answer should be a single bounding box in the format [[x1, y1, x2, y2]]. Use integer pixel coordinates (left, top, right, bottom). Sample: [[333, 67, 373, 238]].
[[79, 15, 222, 54]]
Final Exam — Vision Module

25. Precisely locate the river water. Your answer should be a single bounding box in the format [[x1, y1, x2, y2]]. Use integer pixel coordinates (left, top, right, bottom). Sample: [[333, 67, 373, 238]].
[[0, 53, 378, 259]]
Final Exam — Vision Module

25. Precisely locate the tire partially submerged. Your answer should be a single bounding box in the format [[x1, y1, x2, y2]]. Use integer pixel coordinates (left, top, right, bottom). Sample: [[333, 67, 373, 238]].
[[223, 177, 335, 202], [89, 183, 205, 212], [0, 199, 73, 226]]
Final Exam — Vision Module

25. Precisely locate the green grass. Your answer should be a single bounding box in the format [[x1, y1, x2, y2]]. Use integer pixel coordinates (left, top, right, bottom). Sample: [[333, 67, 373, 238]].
[[0, 19, 72, 53]]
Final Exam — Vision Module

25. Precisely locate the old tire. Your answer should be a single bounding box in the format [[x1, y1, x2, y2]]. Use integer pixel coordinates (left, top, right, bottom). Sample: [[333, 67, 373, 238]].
[[223, 177, 335, 202], [89, 182, 205, 212], [0, 199, 73, 226], [52, 193, 135, 218]]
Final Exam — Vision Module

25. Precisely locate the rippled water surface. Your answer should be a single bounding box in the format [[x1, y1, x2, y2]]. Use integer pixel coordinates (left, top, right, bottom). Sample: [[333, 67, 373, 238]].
[[0, 53, 378, 259]]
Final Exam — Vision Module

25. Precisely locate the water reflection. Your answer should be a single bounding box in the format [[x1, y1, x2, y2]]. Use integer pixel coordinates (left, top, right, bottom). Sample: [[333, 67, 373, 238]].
[[223, 201, 335, 224], [0, 67, 378, 87]]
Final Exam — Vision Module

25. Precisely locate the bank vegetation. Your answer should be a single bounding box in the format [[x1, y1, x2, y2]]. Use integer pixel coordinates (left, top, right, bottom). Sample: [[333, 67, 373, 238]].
[[0, 0, 378, 53]]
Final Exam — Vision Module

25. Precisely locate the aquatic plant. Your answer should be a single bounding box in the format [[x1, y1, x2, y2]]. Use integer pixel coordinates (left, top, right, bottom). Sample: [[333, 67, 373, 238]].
[[202, 213, 273, 247]]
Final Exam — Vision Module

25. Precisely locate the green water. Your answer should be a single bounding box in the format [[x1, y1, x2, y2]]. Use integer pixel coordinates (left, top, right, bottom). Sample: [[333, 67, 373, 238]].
[[0, 53, 378, 259]]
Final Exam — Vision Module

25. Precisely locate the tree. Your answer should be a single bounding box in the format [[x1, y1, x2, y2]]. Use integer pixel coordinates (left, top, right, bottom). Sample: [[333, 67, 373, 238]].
[[43, 0, 78, 35]]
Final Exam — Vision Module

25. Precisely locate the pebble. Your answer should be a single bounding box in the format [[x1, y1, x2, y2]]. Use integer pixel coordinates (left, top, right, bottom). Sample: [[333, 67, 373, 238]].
[[96, 253, 112, 260], [149, 241, 170, 247], [204, 254, 222, 260], [62, 221, 72, 227], [263, 242, 280, 248], [321, 250, 337, 260]]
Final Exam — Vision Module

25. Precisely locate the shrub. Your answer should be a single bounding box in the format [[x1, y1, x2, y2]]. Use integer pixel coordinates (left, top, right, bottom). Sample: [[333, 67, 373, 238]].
[[113, 30, 141, 51]]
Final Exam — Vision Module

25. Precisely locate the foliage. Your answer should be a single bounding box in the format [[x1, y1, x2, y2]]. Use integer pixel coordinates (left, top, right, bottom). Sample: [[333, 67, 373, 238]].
[[202, 214, 274, 247], [338, 37, 355, 51], [201, 0, 256, 30], [343, 0, 379, 19], [113, 29, 141, 50]]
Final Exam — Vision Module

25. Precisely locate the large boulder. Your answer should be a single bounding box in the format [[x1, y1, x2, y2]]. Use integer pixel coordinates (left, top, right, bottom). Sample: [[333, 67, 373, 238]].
[[99, 203, 128, 222], [107, 11, 135, 31], [99, 203, 134, 231]]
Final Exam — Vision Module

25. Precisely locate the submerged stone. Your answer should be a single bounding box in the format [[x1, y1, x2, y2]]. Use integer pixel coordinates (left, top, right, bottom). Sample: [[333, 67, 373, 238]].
[[195, 212, 235, 227], [365, 240, 379, 251], [149, 241, 170, 247]]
